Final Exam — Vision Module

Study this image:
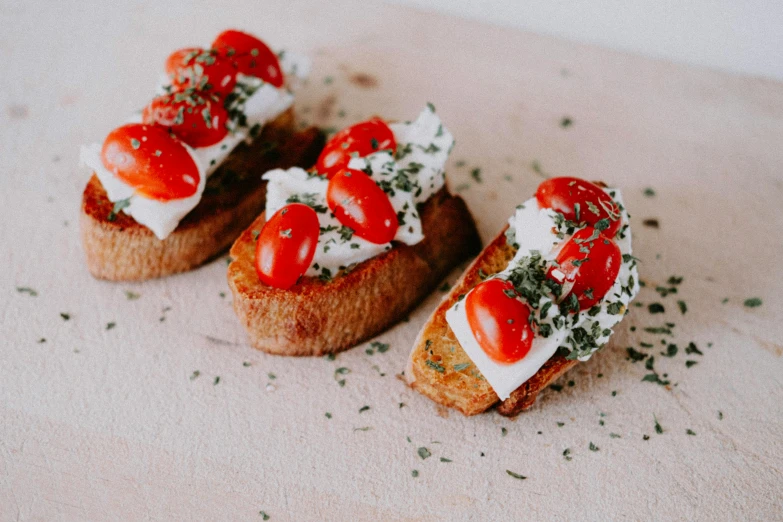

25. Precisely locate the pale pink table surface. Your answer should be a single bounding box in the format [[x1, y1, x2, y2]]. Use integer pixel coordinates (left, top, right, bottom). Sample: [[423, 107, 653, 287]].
[[1, 1, 782, 520]]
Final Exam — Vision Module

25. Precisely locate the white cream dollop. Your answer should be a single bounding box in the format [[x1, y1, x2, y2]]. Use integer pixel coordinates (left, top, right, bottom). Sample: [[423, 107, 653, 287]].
[[262, 106, 454, 279], [80, 50, 309, 240], [445, 190, 639, 400]]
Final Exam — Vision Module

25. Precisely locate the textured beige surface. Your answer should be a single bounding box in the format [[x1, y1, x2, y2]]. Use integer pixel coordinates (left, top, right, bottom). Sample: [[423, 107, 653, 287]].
[[1, 1, 782, 520]]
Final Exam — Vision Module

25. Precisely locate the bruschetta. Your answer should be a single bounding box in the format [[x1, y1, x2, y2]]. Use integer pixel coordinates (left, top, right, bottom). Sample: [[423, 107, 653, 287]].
[[227, 105, 481, 355], [407, 177, 640, 416], [80, 29, 321, 280]]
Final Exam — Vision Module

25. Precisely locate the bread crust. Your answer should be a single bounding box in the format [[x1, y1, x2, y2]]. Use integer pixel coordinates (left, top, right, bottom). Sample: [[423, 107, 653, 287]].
[[407, 226, 578, 417], [227, 189, 481, 356], [80, 109, 325, 281]]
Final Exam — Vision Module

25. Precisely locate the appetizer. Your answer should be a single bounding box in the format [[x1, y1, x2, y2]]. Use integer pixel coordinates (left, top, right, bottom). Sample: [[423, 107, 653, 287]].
[[407, 177, 640, 416], [228, 105, 481, 355], [80, 29, 323, 280]]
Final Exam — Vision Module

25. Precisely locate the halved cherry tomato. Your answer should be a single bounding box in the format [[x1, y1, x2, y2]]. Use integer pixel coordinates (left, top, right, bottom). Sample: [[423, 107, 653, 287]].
[[547, 227, 621, 311], [326, 168, 398, 244], [466, 279, 534, 364], [255, 203, 319, 289], [142, 91, 228, 148], [101, 124, 200, 201], [536, 177, 622, 238], [315, 118, 396, 179], [212, 30, 284, 88], [165, 47, 237, 95]]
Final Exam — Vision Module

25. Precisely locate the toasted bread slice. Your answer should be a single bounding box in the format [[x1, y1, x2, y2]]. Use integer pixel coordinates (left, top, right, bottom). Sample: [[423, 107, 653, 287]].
[[80, 109, 325, 281], [227, 188, 481, 356], [407, 226, 578, 417]]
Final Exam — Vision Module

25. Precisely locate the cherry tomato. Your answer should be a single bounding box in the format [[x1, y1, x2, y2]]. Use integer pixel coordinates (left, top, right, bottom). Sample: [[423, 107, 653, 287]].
[[212, 30, 284, 88], [315, 118, 396, 179], [255, 203, 320, 289], [326, 168, 398, 244], [101, 124, 200, 201], [165, 47, 237, 95], [536, 177, 622, 238], [142, 91, 228, 148], [547, 227, 621, 311], [466, 278, 534, 364]]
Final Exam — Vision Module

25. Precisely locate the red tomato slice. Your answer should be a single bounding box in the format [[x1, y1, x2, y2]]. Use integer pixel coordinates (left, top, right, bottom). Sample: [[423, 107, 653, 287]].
[[101, 124, 200, 201], [212, 30, 284, 88], [255, 203, 320, 289], [547, 227, 621, 311], [165, 47, 237, 95], [326, 168, 398, 244], [535, 177, 622, 238], [466, 279, 534, 364], [315, 118, 396, 179], [142, 91, 228, 148]]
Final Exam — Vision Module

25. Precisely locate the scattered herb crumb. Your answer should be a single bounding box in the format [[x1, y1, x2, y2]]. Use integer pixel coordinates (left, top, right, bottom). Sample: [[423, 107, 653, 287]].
[[643, 435, 650, 440], [16, 287, 38, 296], [417, 447, 431, 460], [440, 457, 452, 463], [213, 376, 221, 385], [560, 117, 573, 128], [359, 405, 370, 413], [106, 322, 116, 330], [589, 442, 599, 452], [686, 429, 696, 436], [190, 371, 200, 380], [685, 360, 698, 368], [654, 415, 664, 434], [648, 303, 665, 314], [643, 187, 656, 197], [506, 470, 526, 480], [411, 470, 419, 477], [243, 362, 251, 367], [60, 313, 70, 321], [124, 290, 140, 300], [267, 372, 276, 380], [354, 426, 372, 432], [610, 433, 621, 439], [557, 422, 565, 427], [744, 297, 762, 308], [501, 427, 507, 437], [563, 448, 572, 461], [325, 412, 332, 419], [259, 511, 270, 520], [470, 168, 482, 183]]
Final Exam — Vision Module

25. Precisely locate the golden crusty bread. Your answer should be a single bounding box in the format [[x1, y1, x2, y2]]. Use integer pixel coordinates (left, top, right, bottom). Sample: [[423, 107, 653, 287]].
[[80, 109, 325, 281], [406, 226, 578, 417], [227, 188, 481, 356]]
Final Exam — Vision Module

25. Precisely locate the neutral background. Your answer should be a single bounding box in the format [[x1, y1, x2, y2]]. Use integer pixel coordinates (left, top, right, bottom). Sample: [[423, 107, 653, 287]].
[[1, 0, 782, 520], [388, 0, 783, 80]]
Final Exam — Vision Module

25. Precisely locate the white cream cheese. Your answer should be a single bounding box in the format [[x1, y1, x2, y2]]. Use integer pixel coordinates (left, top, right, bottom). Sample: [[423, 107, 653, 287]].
[[262, 106, 454, 279], [445, 190, 639, 400], [80, 50, 309, 240]]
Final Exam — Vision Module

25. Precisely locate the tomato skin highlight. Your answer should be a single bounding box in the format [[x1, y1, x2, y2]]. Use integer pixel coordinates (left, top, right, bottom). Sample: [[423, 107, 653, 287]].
[[315, 118, 396, 179], [255, 204, 320, 289], [466, 279, 534, 364], [212, 30, 284, 88], [548, 227, 621, 311], [535, 177, 622, 238], [101, 124, 200, 201], [142, 92, 228, 148], [165, 47, 237, 95], [326, 168, 398, 245]]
